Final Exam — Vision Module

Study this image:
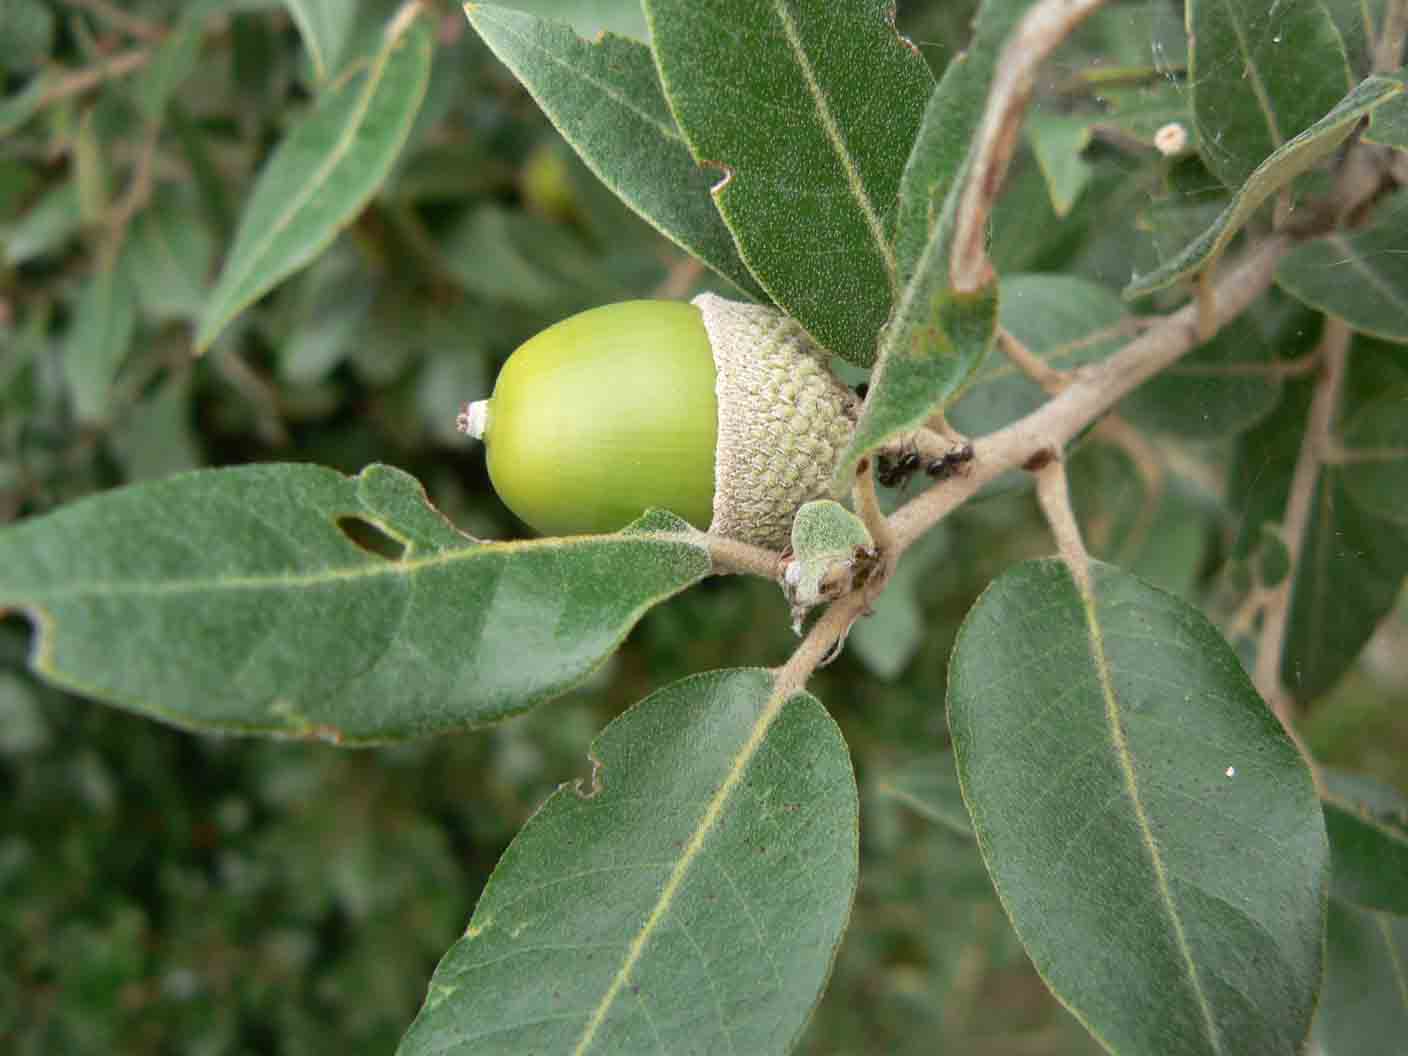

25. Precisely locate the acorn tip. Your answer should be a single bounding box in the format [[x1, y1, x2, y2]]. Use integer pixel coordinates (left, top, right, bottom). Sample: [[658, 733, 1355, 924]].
[[457, 399, 490, 440]]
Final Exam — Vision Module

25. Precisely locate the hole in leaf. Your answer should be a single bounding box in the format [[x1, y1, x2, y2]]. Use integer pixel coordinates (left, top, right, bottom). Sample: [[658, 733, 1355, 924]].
[[1, 608, 40, 660], [572, 754, 604, 799], [336, 517, 405, 561]]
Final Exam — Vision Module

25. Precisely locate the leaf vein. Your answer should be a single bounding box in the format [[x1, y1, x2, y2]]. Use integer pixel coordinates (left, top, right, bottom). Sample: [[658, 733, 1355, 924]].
[[476, 9, 686, 145], [569, 682, 794, 1054], [1082, 578, 1225, 1054], [769, 0, 896, 283]]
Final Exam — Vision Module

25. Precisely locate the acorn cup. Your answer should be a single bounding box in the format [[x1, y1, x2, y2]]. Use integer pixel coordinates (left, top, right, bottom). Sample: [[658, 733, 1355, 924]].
[[458, 293, 859, 549]]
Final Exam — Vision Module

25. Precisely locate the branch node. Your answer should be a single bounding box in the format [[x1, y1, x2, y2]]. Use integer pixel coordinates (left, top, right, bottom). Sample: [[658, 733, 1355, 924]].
[[1023, 447, 1059, 473]]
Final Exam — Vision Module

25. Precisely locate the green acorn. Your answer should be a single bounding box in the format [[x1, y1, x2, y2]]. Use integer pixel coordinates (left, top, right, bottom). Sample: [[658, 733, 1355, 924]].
[[458, 293, 858, 549]]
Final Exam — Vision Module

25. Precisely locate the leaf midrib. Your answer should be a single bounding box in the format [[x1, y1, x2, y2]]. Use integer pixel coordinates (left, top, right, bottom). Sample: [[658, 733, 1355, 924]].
[[1214, 0, 1284, 153], [1079, 570, 1225, 1054], [1324, 233, 1408, 322], [571, 682, 793, 1054], [768, 0, 897, 285], [1, 533, 704, 603], [1324, 793, 1408, 850], [471, 6, 686, 144], [199, 18, 420, 348]]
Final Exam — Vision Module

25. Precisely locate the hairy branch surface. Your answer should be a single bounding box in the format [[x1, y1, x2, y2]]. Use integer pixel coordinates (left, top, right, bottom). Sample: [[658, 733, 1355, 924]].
[[950, 0, 1111, 291]]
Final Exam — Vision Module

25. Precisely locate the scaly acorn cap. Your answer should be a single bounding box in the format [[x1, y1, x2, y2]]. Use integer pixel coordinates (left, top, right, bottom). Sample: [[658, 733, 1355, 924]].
[[459, 294, 857, 550], [695, 293, 858, 549]]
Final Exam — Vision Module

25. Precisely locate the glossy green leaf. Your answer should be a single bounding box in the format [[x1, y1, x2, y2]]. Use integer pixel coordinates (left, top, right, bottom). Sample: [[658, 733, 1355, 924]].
[[1188, 0, 1351, 189], [1322, 769, 1408, 915], [1364, 88, 1408, 149], [894, 0, 1031, 277], [1125, 73, 1407, 299], [0, 464, 711, 742], [1276, 187, 1408, 343], [948, 274, 1127, 438], [1340, 380, 1408, 524], [194, 11, 432, 353], [398, 668, 858, 1055], [284, 0, 357, 80], [874, 752, 973, 839], [1313, 900, 1408, 1054], [646, 0, 933, 365], [62, 259, 138, 426], [949, 559, 1328, 1055], [1118, 314, 1283, 438], [832, 283, 998, 491], [463, 5, 766, 301]]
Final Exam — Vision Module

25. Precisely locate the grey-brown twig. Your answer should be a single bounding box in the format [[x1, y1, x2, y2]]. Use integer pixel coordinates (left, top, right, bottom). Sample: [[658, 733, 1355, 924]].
[[1033, 456, 1091, 594], [700, 533, 786, 580], [852, 459, 897, 557], [1252, 317, 1351, 724], [998, 325, 1066, 394], [950, 0, 1112, 292], [891, 234, 1289, 552], [39, 49, 150, 109], [63, 0, 165, 42], [773, 589, 870, 698]]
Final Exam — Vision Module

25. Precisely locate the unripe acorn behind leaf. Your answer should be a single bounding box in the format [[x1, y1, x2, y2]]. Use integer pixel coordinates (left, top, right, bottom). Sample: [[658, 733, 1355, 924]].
[[458, 293, 858, 549]]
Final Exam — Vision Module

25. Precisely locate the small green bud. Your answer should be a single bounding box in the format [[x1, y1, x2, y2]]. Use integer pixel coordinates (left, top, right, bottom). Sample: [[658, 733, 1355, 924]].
[[783, 500, 877, 632], [459, 295, 858, 547]]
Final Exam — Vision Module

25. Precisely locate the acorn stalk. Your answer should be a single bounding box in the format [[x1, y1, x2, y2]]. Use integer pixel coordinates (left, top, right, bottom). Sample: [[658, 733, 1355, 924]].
[[459, 294, 858, 549]]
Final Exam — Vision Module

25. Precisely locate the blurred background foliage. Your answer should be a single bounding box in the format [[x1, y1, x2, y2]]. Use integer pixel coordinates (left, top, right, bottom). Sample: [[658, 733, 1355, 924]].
[[1, 1, 1405, 1052]]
